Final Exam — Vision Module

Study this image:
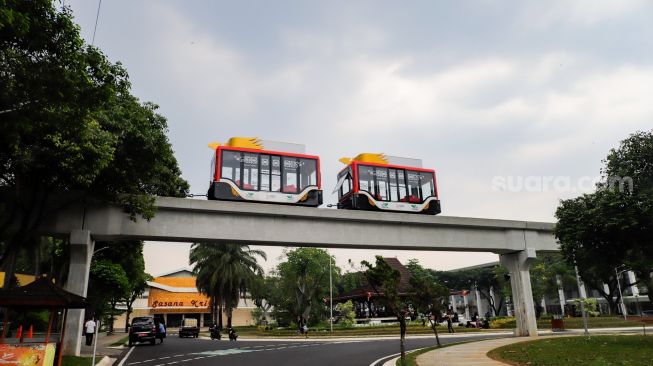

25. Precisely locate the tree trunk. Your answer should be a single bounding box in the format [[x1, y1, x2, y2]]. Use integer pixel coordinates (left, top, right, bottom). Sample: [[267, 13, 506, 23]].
[[2, 250, 17, 289], [399, 316, 407, 365], [125, 306, 132, 333], [430, 322, 441, 347], [218, 301, 223, 329]]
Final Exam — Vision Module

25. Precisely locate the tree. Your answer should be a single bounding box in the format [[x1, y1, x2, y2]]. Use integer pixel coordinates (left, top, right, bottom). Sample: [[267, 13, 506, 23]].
[[190, 243, 266, 328], [91, 241, 151, 332], [272, 248, 339, 325], [337, 300, 356, 328], [601, 131, 653, 301], [556, 130, 653, 305], [0, 0, 189, 288], [408, 269, 449, 347], [87, 260, 130, 332], [433, 265, 508, 317], [362, 256, 409, 365]]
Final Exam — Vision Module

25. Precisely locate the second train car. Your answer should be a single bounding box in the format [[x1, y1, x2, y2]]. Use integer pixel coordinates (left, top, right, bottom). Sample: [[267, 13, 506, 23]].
[[207, 137, 323, 206], [334, 153, 441, 215]]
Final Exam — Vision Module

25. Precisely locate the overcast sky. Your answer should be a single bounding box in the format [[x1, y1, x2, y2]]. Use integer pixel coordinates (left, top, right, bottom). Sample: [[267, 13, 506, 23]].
[[66, 0, 653, 276]]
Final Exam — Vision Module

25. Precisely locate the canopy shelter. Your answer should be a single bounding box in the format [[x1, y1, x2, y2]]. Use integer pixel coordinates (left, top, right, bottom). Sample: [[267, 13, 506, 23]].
[[0, 277, 87, 366], [332, 258, 413, 319]]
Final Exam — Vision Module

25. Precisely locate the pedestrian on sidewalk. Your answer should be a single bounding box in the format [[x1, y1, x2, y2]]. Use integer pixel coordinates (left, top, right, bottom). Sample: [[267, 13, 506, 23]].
[[84, 318, 97, 346]]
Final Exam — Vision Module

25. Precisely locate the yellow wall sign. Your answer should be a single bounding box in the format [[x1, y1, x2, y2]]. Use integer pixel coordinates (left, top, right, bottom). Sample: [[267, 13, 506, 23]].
[[148, 288, 210, 309]]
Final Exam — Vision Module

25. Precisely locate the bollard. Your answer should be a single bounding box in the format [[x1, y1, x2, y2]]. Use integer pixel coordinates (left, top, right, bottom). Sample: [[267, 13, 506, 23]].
[[28, 325, 33, 338], [16, 325, 22, 339]]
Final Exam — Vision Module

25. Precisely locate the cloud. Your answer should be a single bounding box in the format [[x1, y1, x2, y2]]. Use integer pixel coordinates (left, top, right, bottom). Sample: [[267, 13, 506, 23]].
[[519, 0, 649, 28]]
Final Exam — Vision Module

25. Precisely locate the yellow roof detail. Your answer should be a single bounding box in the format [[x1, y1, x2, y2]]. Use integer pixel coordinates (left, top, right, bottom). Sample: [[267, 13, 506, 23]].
[[154, 277, 197, 288], [226, 137, 262, 149], [208, 142, 221, 149], [340, 153, 388, 165]]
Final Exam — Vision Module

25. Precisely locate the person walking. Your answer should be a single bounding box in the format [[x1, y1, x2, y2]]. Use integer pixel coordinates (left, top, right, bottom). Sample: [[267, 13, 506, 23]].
[[157, 322, 166, 344], [446, 314, 455, 334], [84, 318, 96, 346]]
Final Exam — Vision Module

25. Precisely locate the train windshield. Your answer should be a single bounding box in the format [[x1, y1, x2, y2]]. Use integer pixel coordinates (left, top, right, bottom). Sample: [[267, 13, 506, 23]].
[[220, 150, 318, 193], [357, 164, 435, 203]]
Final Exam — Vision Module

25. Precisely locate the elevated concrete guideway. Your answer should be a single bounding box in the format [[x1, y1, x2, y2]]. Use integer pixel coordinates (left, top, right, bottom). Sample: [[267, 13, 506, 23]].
[[34, 196, 557, 354], [42, 197, 557, 253]]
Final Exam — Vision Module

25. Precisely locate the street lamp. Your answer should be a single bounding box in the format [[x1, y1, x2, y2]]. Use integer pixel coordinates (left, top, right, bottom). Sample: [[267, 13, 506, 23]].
[[328, 250, 333, 332], [615, 266, 628, 321]]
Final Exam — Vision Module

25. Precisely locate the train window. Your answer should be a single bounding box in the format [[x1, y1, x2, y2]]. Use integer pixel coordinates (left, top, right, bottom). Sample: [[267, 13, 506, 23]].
[[335, 168, 352, 197], [282, 157, 299, 193], [420, 172, 435, 199], [260, 155, 270, 191], [221, 151, 242, 187], [271, 156, 281, 192], [389, 169, 398, 201], [406, 171, 421, 202], [358, 165, 375, 196], [375, 167, 389, 201], [397, 170, 407, 200], [242, 153, 259, 190], [299, 158, 317, 191]]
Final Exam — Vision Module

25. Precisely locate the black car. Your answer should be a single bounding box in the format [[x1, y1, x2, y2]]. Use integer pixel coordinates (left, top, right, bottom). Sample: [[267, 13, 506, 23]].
[[129, 316, 156, 346]]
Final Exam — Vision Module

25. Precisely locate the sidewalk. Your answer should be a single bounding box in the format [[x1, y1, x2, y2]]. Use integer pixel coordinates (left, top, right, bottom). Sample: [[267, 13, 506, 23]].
[[416, 337, 530, 365], [80, 331, 128, 359]]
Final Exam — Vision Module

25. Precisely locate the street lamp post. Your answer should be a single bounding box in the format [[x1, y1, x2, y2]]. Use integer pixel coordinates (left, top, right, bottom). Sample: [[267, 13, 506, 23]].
[[329, 251, 333, 332], [615, 266, 628, 321]]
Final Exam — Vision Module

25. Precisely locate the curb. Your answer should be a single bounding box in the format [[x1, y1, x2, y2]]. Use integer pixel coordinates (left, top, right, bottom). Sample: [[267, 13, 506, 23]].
[[97, 356, 116, 366]]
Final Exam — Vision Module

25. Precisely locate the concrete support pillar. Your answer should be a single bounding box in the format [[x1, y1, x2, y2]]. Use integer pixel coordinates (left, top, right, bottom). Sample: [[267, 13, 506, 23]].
[[63, 230, 94, 356], [558, 276, 567, 316], [541, 297, 547, 314], [463, 293, 470, 320], [500, 248, 538, 337], [489, 286, 497, 316], [450, 295, 455, 312], [627, 271, 639, 296], [475, 287, 483, 317]]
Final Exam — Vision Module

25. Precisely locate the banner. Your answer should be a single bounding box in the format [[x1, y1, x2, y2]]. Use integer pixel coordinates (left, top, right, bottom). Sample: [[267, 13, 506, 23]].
[[0, 343, 56, 366]]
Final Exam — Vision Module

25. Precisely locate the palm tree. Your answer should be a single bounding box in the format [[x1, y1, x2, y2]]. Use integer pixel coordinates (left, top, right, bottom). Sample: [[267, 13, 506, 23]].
[[190, 243, 266, 328]]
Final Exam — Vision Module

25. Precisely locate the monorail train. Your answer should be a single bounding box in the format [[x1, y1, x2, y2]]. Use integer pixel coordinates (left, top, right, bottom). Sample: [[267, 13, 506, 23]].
[[334, 153, 441, 215], [207, 137, 323, 206], [208, 138, 440, 215]]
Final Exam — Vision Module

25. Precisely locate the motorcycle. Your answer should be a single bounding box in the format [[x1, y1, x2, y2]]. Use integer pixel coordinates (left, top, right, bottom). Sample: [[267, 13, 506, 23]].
[[209, 325, 221, 340], [227, 327, 238, 341]]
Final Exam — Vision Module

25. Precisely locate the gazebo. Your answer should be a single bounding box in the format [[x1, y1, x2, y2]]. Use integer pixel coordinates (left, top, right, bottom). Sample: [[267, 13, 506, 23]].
[[333, 258, 413, 321], [0, 276, 87, 366]]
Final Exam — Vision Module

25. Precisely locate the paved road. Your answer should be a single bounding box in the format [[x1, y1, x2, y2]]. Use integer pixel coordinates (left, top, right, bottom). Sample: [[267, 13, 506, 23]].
[[118, 333, 511, 366]]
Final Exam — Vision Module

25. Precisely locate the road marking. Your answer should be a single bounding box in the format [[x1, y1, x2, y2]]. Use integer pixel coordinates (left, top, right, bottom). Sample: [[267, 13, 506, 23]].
[[117, 347, 135, 366]]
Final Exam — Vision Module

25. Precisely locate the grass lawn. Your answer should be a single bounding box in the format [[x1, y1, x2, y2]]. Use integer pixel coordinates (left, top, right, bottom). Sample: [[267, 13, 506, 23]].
[[230, 323, 482, 338], [487, 335, 653, 365], [61, 356, 98, 365], [492, 316, 636, 329], [109, 335, 129, 346]]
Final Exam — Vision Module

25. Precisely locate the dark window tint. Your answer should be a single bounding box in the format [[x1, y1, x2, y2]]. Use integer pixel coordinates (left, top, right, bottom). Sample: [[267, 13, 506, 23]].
[[358, 165, 376, 196], [299, 158, 318, 190], [420, 172, 435, 199], [221, 151, 242, 186], [242, 153, 259, 190], [282, 157, 299, 193]]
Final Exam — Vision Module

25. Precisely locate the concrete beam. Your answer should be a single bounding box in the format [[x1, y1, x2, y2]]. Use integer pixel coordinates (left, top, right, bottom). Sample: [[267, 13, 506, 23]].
[[39, 197, 558, 253]]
